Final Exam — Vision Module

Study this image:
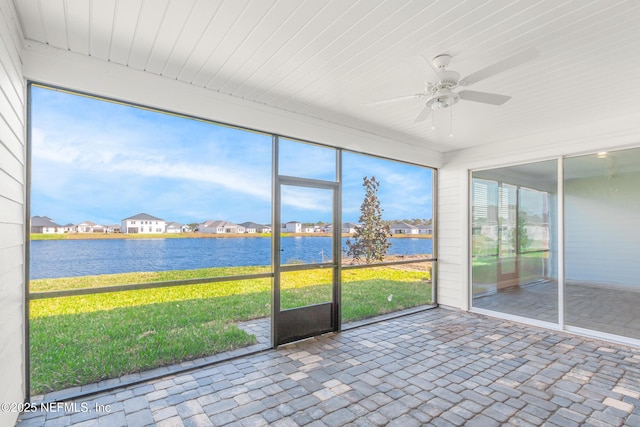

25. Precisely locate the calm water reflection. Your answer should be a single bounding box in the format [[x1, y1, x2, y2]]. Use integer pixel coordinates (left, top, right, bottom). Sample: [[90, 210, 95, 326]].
[[30, 237, 432, 279]]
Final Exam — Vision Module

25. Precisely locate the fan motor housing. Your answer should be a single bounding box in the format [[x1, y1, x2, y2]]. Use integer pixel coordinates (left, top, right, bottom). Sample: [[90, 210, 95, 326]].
[[437, 69, 460, 88]]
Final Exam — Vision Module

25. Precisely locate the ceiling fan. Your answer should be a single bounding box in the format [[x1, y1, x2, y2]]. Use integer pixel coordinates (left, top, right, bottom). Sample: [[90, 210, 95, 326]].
[[368, 47, 539, 124]]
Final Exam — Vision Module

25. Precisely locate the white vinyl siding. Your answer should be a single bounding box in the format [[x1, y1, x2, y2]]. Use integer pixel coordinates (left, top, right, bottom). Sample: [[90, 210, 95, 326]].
[[437, 167, 469, 310], [0, 0, 25, 425]]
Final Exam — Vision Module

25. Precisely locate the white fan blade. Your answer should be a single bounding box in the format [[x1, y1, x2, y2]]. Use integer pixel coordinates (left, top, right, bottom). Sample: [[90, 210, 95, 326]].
[[413, 105, 432, 123], [460, 47, 539, 86], [459, 90, 511, 105], [365, 93, 428, 105]]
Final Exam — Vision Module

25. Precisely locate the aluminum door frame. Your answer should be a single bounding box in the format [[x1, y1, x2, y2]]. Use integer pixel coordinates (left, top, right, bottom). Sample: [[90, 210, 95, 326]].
[[271, 136, 342, 346]]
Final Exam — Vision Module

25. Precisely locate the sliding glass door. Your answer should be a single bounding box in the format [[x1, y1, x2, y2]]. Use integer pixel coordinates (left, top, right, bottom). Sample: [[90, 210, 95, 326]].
[[471, 160, 558, 324], [472, 149, 640, 343], [564, 149, 640, 340]]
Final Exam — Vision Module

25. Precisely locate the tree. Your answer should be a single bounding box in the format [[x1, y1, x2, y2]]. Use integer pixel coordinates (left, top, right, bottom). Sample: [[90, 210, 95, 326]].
[[517, 212, 531, 254], [346, 176, 391, 264]]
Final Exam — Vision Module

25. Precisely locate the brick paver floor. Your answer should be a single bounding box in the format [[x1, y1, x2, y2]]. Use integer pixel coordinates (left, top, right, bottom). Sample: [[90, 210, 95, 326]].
[[17, 308, 640, 426], [473, 280, 640, 340]]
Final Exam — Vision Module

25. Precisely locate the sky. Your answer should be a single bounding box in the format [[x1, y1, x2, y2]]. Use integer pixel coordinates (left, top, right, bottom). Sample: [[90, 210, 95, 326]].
[[30, 86, 433, 226]]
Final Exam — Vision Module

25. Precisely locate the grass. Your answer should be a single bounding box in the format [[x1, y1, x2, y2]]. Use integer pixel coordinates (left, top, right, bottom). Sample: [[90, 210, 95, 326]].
[[30, 265, 431, 394], [30, 265, 271, 292], [472, 251, 550, 297]]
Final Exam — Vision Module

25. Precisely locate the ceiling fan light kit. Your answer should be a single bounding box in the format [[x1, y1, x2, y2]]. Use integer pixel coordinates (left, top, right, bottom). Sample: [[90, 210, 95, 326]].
[[426, 88, 459, 110]]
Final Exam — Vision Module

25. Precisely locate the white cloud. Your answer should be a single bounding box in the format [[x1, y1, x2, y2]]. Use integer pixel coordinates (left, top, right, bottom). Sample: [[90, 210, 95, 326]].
[[32, 126, 271, 199], [280, 186, 332, 214]]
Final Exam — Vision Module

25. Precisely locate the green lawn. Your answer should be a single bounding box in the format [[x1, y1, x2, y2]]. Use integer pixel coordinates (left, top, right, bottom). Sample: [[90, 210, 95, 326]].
[[30, 266, 432, 394]]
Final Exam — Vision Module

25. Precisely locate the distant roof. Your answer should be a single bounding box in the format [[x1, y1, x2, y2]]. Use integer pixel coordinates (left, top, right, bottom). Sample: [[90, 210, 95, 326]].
[[122, 213, 164, 221], [201, 220, 239, 227], [390, 222, 417, 229], [31, 216, 61, 227], [342, 222, 360, 228], [240, 222, 267, 228], [166, 222, 182, 227]]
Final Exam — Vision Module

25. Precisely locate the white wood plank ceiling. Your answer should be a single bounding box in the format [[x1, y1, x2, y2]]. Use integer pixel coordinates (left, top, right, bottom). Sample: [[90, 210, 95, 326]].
[[13, 0, 640, 153]]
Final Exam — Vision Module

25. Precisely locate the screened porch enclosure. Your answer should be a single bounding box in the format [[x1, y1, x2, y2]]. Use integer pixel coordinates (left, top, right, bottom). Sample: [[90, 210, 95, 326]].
[[27, 84, 436, 396]]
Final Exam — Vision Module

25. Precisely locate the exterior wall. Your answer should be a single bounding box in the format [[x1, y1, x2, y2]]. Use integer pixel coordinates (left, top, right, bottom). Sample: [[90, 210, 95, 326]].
[[141, 221, 165, 233], [121, 219, 165, 234], [418, 226, 433, 234], [342, 224, 358, 233], [437, 166, 469, 310], [42, 226, 62, 234], [199, 223, 224, 233], [391, 227, 418, 234], [439, 115, 640, 310], [284, 222, 301, 233], [0, 0, 25, 424], [121, 220, 135, 233], [200, 227, 223, 234], [199, 222, 245, 233], [31, 225, 62, 234], [76, 223, 96, 233], [166, 226, 181, 233]]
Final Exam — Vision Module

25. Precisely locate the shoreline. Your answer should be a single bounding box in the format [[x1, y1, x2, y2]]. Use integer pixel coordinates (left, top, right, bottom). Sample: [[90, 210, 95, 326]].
[[31, 232, 433, 241], [30, 254, 433, 290]]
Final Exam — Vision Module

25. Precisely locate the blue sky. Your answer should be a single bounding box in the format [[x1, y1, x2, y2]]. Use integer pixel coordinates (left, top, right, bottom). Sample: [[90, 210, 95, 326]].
[[31, 86, 433, 226]]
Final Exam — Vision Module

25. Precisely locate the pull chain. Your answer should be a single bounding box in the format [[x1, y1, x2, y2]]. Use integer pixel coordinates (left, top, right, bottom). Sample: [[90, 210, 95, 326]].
[[449, 105, 454, 137]]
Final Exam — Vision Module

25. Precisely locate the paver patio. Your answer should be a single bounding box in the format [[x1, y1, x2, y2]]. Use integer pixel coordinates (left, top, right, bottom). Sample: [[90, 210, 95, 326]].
[[473, 280, 640, 340], [17, 308, 640, 426]]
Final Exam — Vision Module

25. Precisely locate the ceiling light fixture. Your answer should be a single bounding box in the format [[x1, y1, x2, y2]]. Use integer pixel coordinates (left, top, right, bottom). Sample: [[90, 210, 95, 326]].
[[426, 88, 460, 110]]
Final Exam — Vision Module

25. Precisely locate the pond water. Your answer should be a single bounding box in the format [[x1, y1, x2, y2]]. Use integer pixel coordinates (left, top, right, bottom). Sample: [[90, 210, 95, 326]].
[[30, 237, 432, 279]]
